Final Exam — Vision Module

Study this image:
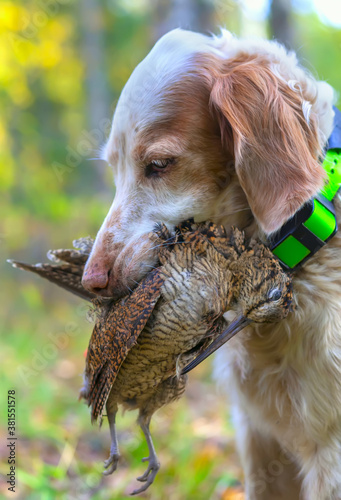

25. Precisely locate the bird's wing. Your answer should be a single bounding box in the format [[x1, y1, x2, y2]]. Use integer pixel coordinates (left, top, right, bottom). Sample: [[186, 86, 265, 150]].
[[7, 237, 94, 301], [72, 236, 94, 253], [8, 260, 96, 301], [83, 267, 165, 424], [47, 248, 89, 266]]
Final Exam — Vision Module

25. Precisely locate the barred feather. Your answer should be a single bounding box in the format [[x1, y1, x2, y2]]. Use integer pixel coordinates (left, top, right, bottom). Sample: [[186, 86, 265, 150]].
[[83, 268, 165, 423]]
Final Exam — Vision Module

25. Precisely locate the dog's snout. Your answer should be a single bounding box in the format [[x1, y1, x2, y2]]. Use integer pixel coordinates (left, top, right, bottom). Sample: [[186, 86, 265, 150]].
[[82, 266, 110, 295]]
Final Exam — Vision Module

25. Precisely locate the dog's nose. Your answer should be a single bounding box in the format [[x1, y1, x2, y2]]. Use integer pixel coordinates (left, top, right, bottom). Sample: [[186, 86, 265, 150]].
[[82, 267, 110, 294]]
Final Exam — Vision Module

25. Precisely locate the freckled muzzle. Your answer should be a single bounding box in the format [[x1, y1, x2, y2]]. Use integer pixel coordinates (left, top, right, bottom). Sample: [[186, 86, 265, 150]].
[[82, 232, 159, 299]]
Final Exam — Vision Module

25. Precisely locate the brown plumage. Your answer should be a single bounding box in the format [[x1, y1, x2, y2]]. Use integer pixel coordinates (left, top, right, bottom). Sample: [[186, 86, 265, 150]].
[[8, 237, 95, 301], [8, 221, 293, 495], [82, 267, 165, 424]]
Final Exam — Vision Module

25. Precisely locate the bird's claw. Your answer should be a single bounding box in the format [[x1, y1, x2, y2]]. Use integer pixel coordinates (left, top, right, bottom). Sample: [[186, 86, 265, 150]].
[[137, 455, 160, 482], [131, 457, 160, 495], [103, 452, 120, 475]]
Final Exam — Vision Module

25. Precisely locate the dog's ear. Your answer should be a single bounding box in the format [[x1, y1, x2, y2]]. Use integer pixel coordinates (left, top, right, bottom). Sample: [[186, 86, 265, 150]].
[[210, 55, 325, 234]]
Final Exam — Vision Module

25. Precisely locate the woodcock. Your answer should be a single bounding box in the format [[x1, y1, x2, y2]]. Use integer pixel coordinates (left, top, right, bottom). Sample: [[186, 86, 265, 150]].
[[9, 221, 294, 495]]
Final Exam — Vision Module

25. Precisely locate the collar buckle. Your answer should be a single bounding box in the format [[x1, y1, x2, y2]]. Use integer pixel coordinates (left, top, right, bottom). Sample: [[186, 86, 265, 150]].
[[269, 193, 338, 270]]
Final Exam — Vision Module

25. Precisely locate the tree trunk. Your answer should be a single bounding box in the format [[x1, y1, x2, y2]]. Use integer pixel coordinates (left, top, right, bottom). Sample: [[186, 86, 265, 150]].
[[269, 0, 295, 50], [79, 0, 111, 192], [152, 0, 215, 41]]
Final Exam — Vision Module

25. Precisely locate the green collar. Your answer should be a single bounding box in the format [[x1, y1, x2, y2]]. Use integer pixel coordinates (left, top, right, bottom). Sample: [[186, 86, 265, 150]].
[[269, 148, 341, 270]]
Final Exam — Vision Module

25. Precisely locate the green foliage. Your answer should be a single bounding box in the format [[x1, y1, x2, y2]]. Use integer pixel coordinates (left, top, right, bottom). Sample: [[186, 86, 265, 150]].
[[294, 13, 341, 105]]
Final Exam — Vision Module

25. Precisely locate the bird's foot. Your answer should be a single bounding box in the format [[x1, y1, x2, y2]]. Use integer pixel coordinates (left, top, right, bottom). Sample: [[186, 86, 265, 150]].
[[131, 456, 160, 495], [103, 451, 120, 476]]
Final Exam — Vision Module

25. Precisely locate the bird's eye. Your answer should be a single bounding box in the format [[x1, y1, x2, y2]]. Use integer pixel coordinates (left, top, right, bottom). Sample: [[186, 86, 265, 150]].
[[268, 288, 282, 301], [145, 158, 174, 177]]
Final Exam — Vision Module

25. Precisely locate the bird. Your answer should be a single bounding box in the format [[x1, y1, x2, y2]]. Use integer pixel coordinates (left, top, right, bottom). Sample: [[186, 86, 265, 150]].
[[8, 221, 294, 495], [7, 236, 96, 301]]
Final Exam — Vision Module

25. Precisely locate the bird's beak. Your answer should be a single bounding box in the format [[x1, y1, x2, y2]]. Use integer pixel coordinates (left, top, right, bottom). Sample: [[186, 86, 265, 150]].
[[181, 315, 251, 375]]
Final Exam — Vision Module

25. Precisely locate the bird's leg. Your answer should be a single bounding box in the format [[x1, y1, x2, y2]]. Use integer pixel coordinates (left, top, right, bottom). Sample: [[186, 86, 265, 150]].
[[131, 414, 160, 495], [103, 403, 120, 476]]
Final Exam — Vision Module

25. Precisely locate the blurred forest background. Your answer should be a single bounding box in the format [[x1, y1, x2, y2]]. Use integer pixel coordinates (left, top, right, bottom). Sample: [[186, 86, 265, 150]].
[[1, 0, 340, 499]]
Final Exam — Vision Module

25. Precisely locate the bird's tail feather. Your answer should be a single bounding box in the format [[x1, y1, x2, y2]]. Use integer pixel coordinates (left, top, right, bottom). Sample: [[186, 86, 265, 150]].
[[7, 260, 95, 302], [87, 364, 111, 425]]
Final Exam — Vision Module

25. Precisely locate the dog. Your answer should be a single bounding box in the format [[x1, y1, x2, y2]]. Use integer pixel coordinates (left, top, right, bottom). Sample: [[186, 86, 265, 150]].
[[82, 29, 341, 499]]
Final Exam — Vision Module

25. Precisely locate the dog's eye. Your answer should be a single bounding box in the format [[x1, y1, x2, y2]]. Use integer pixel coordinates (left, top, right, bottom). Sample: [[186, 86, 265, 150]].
[[151, 159, 170, 169], [145, 158, 174, 177]]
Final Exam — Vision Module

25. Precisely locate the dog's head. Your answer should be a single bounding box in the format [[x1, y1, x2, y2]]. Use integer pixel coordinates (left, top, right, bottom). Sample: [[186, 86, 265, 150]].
[[82, 29, 334, 298]]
